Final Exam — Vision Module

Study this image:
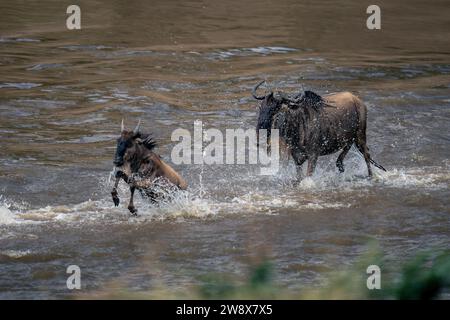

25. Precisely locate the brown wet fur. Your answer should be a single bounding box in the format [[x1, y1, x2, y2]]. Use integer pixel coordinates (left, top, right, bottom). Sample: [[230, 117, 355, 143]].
[[280, 92, 373, 177], [257, 88, 384, 179], [112, 130, 187, 215]]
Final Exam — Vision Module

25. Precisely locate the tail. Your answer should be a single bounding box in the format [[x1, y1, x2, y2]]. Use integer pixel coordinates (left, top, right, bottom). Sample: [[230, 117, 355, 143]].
[[357, 149, 387, 172], [369, 158, 386, 171]]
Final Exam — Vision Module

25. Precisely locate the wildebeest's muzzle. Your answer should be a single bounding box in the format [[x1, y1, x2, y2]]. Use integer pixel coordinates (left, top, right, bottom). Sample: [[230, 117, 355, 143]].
[[252, 81, 299, 151], [113, 119, 141, 167], [114, 139, 128, 167], [256, 93, 283, 144]]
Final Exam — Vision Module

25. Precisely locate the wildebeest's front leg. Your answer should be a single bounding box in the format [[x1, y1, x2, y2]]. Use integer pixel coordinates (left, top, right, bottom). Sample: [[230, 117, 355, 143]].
[[291, 149, 307, 180], [128, 186, 138, 215], [111, 171, 129, 207], [111, 177, 120, 206], [306, 154, 318, 176]]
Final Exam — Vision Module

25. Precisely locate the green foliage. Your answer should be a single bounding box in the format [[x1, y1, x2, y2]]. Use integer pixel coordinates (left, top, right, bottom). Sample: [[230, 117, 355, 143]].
[[197, 260, 277, 299], [194, 249, 450, 300], [199, 274, 236, 299], [81, 248, 450, 300], [249, 261, 273, 288], [393, 251, 450, 300]]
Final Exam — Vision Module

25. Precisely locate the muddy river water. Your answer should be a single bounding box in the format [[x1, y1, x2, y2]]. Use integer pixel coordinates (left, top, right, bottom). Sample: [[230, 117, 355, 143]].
[[0, 0, 449, 298]]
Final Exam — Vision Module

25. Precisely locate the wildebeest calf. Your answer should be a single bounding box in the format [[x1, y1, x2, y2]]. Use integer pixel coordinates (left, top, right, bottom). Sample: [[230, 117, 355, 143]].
[[111, 120, 187, 215]]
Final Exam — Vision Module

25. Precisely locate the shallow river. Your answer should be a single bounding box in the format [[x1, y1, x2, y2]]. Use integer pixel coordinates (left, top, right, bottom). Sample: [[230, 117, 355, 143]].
[[0, 0, 449, 298]]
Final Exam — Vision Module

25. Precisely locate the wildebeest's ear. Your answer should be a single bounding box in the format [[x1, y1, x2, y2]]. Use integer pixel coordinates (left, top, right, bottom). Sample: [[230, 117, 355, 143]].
[[132, 131, 141, 139]]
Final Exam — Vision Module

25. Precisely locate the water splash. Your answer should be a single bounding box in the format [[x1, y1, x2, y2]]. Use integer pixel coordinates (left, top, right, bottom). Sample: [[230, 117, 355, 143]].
[[0, 205, 15, 225], [0, 159, 447, 227]]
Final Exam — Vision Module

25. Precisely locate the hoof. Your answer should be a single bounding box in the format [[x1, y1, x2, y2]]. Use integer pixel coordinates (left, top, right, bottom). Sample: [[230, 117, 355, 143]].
[[111, 191, 120, 207], [112, 197, 120, 207], [128, 206, 138, 215], [337, 163, 344, 173], [292, 176, 303, 187]]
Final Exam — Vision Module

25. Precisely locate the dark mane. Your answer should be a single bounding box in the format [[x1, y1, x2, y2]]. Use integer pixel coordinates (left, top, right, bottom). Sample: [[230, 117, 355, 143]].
[[137, 133, 157, 151], [300, 90, 325, 110]]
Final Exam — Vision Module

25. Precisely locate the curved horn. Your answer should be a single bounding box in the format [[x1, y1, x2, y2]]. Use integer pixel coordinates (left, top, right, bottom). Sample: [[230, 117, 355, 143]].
[[121, 119, 124, 132], [133, 119, 141, 135], [252, 80, 266, 100]]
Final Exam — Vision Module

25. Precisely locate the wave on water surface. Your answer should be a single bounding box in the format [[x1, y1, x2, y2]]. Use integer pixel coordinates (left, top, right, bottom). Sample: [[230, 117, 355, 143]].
[[0, 162, 448, 227]]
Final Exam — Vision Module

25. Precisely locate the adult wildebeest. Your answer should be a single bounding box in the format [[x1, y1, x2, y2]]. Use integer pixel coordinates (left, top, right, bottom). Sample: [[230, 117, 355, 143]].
[[253, 80, 386, 178], [111, 120, 187, 215]]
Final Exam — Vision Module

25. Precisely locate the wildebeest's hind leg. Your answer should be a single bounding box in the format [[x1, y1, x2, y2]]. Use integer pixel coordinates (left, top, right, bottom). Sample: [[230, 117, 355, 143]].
[[336, 143, 352, 173], [143, 189, 160, 205], [128, 186, 138, 215], [355, 134, 373, 178]]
